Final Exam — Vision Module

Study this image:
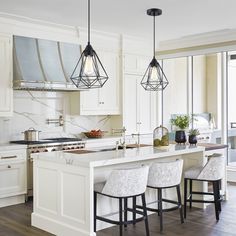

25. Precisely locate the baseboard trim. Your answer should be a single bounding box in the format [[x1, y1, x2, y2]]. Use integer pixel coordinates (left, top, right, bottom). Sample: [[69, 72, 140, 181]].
[[31, 213, 96, 236]]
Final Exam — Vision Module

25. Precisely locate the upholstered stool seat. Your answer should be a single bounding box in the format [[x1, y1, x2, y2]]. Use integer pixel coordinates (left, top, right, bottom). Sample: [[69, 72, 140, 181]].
[[136, 159, 184, 232], [184, 167, 203, 179], [184, 155, 225, 221], [94, 166, 150, 236]]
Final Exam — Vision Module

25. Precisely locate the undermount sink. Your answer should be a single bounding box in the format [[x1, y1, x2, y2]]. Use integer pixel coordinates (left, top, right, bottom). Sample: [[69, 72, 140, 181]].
[[98, 144, 152, 152], [98, 146, 134, 152]]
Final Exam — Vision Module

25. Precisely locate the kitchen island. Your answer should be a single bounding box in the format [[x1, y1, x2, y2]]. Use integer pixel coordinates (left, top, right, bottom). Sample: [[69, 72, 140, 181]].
[[31, 144, 225, 236]]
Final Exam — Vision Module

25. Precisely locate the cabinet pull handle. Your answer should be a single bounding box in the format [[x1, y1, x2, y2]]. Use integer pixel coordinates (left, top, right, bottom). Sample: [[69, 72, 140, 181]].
[[7, 165, 11, 168], [1, 155, 17, 159]]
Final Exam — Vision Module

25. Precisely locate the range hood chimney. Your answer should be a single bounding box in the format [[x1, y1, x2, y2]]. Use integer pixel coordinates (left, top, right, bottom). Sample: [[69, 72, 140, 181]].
[[13, 35, 85, 91]]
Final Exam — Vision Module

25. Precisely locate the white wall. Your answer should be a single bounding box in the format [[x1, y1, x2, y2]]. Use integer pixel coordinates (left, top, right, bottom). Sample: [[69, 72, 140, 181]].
[[162, 57, 188, 130]]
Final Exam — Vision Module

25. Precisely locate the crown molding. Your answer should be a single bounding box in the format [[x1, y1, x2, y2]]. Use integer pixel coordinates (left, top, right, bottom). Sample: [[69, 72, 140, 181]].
[[159, 29, 236, 51]]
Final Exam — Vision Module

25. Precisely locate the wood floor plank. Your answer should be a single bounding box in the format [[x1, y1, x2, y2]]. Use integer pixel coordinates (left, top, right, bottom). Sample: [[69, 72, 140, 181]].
[[0, 183, 235, 236]]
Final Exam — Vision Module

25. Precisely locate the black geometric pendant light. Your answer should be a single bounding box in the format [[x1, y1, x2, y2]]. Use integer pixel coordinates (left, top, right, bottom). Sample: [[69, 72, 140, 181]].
[[141, 8, 169, 91], [70, 0, 108, 89]]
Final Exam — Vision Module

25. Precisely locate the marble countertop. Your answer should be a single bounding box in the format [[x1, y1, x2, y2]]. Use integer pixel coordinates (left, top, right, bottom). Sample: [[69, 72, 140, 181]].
[[32, 144, 205, 168]]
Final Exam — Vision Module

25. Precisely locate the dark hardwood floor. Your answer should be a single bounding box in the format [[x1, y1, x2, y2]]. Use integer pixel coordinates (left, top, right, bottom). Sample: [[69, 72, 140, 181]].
[[0, 183, 236, 236]]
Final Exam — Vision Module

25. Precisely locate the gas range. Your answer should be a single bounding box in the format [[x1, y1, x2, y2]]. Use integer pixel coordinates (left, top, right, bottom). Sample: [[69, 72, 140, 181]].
[[11, 137, 86, 153]]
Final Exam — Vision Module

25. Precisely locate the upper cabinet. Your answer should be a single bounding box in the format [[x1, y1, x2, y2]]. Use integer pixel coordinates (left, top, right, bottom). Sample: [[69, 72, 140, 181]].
[[123, 74, 157, 135], [123, 54, 157, 135], [0, 34, 13, 116], [123, 54, 150, 75], [71, 51, 120, 115]]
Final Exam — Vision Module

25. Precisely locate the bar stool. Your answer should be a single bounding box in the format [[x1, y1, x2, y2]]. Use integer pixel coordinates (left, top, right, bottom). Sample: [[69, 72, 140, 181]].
[[94, 166, 150, 236], [184, 155, 224, 221], [138, 159, 184, 232]]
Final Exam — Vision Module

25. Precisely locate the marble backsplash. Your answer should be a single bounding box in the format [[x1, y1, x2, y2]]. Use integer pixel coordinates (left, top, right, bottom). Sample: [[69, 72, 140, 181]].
[[0, 90, 114, 143]]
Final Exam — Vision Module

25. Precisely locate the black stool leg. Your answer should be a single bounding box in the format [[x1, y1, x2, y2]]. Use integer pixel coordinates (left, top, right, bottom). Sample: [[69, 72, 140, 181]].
[[141, 193, 150, 236], [132, 196, 136, 225], [119, 198, 123, 236], [213, 181, 219, 221], [217, 180, 221, 212], [189, 179, 193, 208], [124, 198, 128, 228], [176, 185, 184, 223], [158, 188, 163, 232], [184, 178, 188, 219], [94, 192, 97, 232]]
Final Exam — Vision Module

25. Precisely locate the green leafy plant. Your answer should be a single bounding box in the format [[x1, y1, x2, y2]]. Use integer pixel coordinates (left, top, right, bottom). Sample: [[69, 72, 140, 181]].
[[171, 115, 190, 130], [189, 128, 200, 136]]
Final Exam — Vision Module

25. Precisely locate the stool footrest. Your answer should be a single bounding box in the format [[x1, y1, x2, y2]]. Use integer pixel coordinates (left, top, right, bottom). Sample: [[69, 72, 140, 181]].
[[95, 215, 146, 226], [126, 207, 145, 216], [136, 205, 180, 213], [191, 191, 214, 195]]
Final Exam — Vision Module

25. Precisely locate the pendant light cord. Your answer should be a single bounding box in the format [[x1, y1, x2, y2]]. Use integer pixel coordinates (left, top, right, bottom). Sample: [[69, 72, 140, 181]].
[[153, 15, 155, 58], [88, 0, 90, 44]]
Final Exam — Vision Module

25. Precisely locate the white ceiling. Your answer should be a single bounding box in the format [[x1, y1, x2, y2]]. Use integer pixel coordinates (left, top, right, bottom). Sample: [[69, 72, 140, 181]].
[[1, 0, 236, 42]]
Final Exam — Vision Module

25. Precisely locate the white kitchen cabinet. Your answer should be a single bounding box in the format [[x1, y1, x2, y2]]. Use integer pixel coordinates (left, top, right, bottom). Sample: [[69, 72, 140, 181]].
[[0, 34, 13, 116], [123, 74, 157, 135], [0, 161, 26, 197], [0, 148, 27, 207], [71, 51, 120, 115], [123, 54, 150, 75]]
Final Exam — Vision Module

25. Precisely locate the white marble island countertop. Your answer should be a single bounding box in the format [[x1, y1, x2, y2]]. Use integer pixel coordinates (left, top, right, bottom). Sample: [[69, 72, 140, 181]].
[[32, 144, 205, 168]]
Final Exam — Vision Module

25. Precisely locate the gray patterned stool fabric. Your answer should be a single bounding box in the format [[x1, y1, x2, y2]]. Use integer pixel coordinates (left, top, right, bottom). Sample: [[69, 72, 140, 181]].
[[94, 166, 150, 236], [141, 159, 184, 232], [101, 166, 149, 197], [184, 155, 225, 221], [148, 159, 183, 188]]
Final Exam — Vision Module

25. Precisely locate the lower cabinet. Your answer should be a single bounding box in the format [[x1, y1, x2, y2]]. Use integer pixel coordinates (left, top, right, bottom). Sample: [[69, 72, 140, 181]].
[[0, 148, 27, 207], [0, 161, 26, 197]]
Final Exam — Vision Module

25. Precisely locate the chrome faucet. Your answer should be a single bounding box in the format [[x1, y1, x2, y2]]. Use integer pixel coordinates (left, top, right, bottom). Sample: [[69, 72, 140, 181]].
[[132, 133, 141, 147], [46, 115, 64, 126], [112, 126, 126, 149]]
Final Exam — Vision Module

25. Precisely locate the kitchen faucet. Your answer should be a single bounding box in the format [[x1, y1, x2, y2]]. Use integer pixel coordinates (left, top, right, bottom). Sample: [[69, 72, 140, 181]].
[[112, 126, 126, 149], [131, 133, 141, 147]]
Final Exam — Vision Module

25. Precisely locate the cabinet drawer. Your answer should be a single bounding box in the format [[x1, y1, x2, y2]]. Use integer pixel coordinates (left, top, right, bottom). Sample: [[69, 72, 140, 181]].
[[0, 161, 26, 197], [0, 149, 26, 162]]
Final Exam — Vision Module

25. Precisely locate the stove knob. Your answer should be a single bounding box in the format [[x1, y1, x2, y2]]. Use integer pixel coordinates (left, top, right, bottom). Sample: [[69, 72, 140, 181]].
[[62, 148, 66, 150], [71, 147, 75, 149], [44, 150, 48, 152], [52, 149, 56, 151], [36, 150, 40, 153]]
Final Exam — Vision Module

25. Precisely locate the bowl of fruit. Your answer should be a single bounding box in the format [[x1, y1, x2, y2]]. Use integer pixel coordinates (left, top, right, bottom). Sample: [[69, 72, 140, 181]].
[[83, 129, 105, 138]]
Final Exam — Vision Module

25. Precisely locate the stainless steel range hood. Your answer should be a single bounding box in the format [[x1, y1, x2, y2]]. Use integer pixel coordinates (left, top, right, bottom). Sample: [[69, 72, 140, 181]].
[[13, 35, 84, 91]]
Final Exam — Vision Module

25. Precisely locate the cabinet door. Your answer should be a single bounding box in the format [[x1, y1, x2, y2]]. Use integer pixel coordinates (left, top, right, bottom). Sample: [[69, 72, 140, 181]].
[[79, 51, 120, 115], [123, 74, 157, 135], [123, 74, 139, 135], [98, 51, 120, 114], [124, 54, 150, 75], [0, 161, 26, 197], [138, 80, 157, 133], [80, 89, 100, 114], [0, 34, 13, 116]]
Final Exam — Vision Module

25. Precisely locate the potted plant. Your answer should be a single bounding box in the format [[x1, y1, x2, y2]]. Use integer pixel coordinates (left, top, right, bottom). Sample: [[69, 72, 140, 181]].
[[188, 129, 200, 145], [171, 115, 190, 144]]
